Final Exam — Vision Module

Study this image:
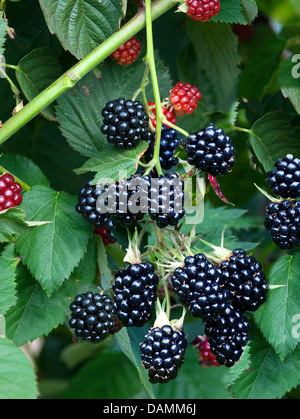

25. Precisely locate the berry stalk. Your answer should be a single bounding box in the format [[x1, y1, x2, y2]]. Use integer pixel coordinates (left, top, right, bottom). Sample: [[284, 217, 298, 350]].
[[144, 0, 165, 176]]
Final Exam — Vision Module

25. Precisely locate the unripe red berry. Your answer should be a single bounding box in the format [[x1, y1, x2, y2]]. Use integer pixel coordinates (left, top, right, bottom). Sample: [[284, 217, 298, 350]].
[[169, 82, 201, 116], [186, 0, 220, 22], [110, 36, 141, 65], [0, 173, 23, 212]]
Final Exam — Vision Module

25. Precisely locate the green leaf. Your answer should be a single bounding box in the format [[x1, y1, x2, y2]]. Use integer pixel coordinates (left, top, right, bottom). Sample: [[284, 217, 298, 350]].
[[0, 18, 7, 57], [0, 336, 38, 399], [212, 0, 247, 24], [185, 21, 240, 113], [115, 327, 155, 399], [16, 48, 62, 120], [0, 153, 49, 187], [250, 112, 300, 173], [39, 0, 125, 59], [282, 87, 300, 115], [56, 52, 172, 158], [6, 245, 97, 346], [177, 45, 215, 114], [240, 0, 259, 23], [255, 253, 300, 359], [0, 207, 47, 243], [230, 328, 300, 399], [95, 236, 113, 293], [16, 185, 93, 296], [238, 28, 286, 100], [75, 142, 147, 182], [278, 55, 300, 90], [0, 244, 18, 316], [61, 350, 142, 399]]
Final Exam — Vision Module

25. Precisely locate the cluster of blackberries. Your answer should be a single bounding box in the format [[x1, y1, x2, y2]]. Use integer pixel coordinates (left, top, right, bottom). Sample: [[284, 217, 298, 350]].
[[145, 125, 181, 171], [171, 249, 268, 368], [185, 123, 235, 177], [76, 173, 186, 236], [68, 259, 189, 384], [69, 261, 159, 339], [140, 325, 188, 384], [264, 155, 300, 250], [112, 262, 159, 327], [101, 98, 151, 149]]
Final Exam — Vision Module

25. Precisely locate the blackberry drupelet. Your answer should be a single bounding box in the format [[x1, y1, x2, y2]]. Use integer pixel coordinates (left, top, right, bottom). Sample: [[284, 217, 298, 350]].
[[112, 262, 159, 327], [76, 179, 115, 235], [266, 154, 300, 199], [265, 200, 300, 249], [69, 292, 118, 343], [205, 304, 250, 368], [147, 172, 185, 228], [220, 249, 268, 313], [186, 123, 235, 176], [145, 125, 181, 171], [140, 325, 188, 383], [171, 253, 230, 323], [101, 98, 150, 149]]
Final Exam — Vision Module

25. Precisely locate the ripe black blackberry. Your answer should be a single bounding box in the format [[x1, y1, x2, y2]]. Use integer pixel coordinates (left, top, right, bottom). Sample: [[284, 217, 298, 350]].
[[171, 253, 230, 323], [106, 175, 146, 226], [265, 200, 300, 249], [69, 292, 118, 343], [185, 123, 235, 176], [266, 154, 300, 199], [205, 304, 250, 368], [101, 98, 150, 149], [147, 172, 185, 228], [220, 249, 268, 313], [140, 325, 188, 384], [145, 125, 181, 170], [76, 179, 115, 237], [112, 262, 159, 327]]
